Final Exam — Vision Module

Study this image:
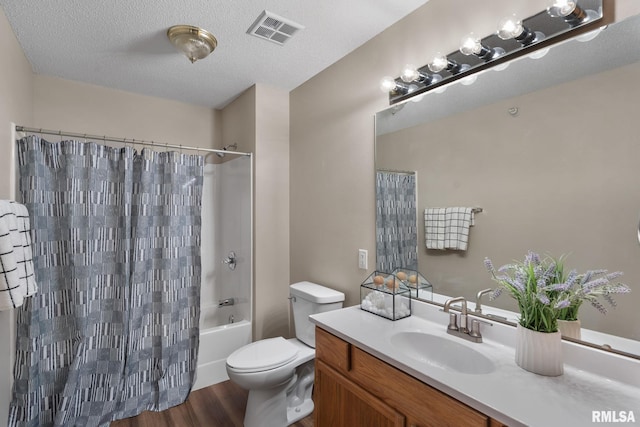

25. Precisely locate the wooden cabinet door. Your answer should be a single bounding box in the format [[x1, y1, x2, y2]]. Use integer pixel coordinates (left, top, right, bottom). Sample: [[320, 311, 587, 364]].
[[315, 360, 405, 427], [350, 347, 489, 427]]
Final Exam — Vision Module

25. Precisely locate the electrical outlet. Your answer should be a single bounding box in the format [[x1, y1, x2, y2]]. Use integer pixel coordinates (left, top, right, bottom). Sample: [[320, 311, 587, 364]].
[[358, 249, 368, 270]]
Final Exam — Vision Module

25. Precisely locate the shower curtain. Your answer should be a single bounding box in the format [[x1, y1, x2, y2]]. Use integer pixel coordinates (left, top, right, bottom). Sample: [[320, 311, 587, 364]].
[[376, 171, 417, 272], [10, 136, 203, 427]]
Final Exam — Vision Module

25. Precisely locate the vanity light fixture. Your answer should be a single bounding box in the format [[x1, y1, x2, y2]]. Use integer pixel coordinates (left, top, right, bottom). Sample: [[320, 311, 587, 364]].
[[167, 25, 218, 63], [401, 64, 442, 85], [547, 0, 589, 26], [459, 33, 504, 61], [497, 15, 542, 46], [427, 53, 447, 73], [427, 53, 464, 74], [381, 0, 604, 105], [379, 76, 412, 95], [400, 64, 421, 82]]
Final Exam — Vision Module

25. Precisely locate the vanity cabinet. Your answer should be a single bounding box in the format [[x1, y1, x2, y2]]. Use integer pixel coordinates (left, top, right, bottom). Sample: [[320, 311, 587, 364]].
[[315, 327, 508, 427]]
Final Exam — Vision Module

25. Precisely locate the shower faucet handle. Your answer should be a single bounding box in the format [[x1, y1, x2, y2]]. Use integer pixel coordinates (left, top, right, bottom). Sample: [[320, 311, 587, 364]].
[[223, 251, 237, 270]]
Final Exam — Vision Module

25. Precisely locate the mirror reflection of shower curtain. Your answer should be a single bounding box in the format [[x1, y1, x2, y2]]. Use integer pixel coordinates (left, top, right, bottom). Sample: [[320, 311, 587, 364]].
[[375, 171, 417, 272], [10, 136, 203, 427]]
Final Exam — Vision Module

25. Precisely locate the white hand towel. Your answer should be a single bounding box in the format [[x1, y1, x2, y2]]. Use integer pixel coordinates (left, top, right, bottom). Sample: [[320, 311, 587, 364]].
[[425, 207, 475, 251], [444, 207, 474, 251], [0, 200, 37, 310], [424, 208, 446, 250], [10, 201, 37, 297]]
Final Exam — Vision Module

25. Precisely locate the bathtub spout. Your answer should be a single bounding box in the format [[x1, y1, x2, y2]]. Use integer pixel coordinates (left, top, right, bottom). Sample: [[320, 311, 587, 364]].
[[218, 298, 235, 307]]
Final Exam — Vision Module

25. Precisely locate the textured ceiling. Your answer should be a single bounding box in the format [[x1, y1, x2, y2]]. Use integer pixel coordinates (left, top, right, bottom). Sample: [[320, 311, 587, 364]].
[[0, 0, 430, 109]]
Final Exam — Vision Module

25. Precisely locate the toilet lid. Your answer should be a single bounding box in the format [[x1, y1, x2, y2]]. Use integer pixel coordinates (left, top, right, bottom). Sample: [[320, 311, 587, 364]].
[[227, 337, 299, 372]]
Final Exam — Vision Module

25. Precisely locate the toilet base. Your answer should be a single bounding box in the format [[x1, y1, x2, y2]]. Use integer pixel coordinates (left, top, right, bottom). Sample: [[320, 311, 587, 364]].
[[244, 381, 291, 427], [287, 399, 314, 425], [243, 359, 315, 427]]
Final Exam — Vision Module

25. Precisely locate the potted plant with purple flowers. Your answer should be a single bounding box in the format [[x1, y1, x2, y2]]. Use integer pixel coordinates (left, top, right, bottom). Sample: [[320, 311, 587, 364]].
[[548, 259, 630, 340], [484, 251, 571, 376], [485, 251, 631, 376]]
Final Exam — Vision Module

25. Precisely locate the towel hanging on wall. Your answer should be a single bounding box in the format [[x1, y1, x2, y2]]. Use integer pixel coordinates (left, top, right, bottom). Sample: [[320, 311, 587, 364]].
[[425, 207, 477, 251], [425, 207, 447, 250], [0, 200, 37, 310]]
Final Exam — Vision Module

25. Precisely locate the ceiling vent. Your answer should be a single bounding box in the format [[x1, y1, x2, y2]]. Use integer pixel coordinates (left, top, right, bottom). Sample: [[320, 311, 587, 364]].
[[247, 10, 304, 45]]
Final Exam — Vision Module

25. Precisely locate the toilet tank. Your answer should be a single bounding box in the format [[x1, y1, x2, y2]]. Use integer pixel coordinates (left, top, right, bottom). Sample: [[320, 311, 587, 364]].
[[290, 281, 345, 348]]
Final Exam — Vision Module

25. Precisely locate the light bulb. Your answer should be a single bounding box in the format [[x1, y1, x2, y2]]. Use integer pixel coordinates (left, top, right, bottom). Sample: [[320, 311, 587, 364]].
[[460, 33, 482, 56], [400, 65, 419, 83], [497, 15, 523, 40], [428, 53, 448, 73], [379, 76, 397, 93], [547, 0, 577, 17]]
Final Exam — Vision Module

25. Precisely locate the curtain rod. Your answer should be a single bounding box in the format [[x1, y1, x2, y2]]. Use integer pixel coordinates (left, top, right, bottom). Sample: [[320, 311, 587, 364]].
[[376, 168, 416, 175], [14, 125, 250, 157]]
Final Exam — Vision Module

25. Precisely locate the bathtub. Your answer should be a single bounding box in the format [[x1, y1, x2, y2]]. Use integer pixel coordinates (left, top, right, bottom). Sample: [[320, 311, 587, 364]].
[[193, 307, 252, 390]]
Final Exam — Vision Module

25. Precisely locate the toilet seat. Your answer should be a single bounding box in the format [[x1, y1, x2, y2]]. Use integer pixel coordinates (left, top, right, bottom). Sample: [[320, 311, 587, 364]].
[[227, 337, 299, 373]]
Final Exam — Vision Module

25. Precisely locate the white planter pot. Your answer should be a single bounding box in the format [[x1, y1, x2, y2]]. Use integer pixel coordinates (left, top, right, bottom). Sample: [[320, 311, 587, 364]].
[[557, 319, 582, 340], [515, 324, 563, 376]]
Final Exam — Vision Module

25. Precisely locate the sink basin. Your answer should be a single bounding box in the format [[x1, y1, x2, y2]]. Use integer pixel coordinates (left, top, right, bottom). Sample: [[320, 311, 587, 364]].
[[389, 331, 496, 374]]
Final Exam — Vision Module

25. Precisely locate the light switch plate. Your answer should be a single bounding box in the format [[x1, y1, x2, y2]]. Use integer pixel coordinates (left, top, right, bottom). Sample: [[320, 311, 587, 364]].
[[358, 249, 368, 270]]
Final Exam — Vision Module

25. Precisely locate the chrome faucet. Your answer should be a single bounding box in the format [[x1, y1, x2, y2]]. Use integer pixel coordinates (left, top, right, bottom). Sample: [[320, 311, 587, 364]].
[[443, 296, 491, 343], [474, 288, 493, 314], [443, 296, 469, 333]]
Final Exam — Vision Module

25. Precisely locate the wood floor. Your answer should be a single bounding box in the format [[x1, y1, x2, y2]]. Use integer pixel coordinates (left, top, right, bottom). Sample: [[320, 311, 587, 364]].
[[110, 380, 314, 427]]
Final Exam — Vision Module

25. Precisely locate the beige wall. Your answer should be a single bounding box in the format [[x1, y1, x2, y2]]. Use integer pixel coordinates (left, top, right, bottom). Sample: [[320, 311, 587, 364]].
[[220, 84, 290, 340], [0, 8, 33, 199], [0, 7, 33, 425], [289, 0, 640, 308], [33, 75, 219, 149], [221, 86, 256, 155], [254, 85, 290, 339]]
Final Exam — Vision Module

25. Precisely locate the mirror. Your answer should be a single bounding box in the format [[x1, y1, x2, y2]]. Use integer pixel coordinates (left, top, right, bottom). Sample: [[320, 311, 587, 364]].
[[375, 13, 640, 357]]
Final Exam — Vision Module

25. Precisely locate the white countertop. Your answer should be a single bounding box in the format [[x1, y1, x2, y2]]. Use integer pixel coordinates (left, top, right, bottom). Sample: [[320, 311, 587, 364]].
[[310, 302, 640, 427]]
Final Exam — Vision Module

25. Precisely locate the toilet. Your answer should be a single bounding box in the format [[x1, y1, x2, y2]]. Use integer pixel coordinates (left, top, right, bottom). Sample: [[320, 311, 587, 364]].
[[226, 281, 345, 427]]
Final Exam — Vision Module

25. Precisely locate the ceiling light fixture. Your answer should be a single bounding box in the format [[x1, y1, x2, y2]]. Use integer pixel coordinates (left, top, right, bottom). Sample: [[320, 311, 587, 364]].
[[167, 25, 218, 63], [381, 0, 604, 105]]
